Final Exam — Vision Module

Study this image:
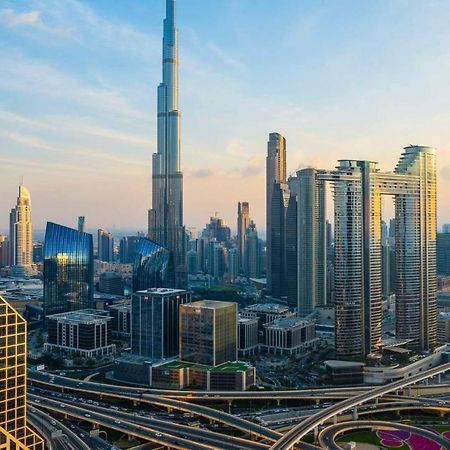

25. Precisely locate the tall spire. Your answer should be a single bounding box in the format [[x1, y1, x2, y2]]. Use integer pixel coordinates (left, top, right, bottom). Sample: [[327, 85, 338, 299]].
[[148, 0, 186, 288]]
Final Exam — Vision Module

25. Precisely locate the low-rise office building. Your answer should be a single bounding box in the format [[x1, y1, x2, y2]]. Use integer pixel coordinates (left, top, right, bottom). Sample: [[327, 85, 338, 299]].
[[107, 302, 131, 337], [262, 317, 318, 357], [45, 309, 115, 358], [238, 317, 259, 356]]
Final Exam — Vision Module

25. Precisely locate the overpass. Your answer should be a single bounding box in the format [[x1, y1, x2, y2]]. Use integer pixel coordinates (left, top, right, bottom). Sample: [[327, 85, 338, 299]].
[[318, 420, 450, 450], [30, 391, 270, 450], [28, 369, 450, 401], [29, 394, 216, 450], [28, 407, 90, 450], [268, 362, 450, 450]]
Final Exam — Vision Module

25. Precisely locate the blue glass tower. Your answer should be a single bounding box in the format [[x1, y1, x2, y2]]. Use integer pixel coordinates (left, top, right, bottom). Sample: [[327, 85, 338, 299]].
[[132, 237, 175, 292], [43, 222, 94, 316]]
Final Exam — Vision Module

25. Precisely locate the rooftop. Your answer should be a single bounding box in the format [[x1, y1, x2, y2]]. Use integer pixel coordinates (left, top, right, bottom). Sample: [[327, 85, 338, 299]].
[[136, 288, 187, 296], [160, 359, 252, 372], [325, 360, 365, 369], [244, 303, 291, 314], [264, 316, 313, 329], [47, 309, 111, 324], [182, 300, 236, 310]]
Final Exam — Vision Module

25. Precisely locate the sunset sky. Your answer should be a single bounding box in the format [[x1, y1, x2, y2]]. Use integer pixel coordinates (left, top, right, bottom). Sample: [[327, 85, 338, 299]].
[[1, 0, 450, 235]]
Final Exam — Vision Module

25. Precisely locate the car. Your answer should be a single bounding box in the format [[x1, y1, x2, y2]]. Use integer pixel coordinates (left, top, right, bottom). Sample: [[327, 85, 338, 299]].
[[51, 420, 57, 426], [84, 414, 91, 418], [155, 432, 162, 437], [114, 420, 121, 424]]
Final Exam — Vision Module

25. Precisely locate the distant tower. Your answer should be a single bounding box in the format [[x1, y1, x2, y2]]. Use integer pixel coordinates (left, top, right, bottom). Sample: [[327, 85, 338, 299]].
[[9, 185, 33, 274], [78, 216, 85, 233], [237, 202, 250, 274], [266, 133, 286, 292], [97, 229, 114, 262], [148, 0, 186, 288]]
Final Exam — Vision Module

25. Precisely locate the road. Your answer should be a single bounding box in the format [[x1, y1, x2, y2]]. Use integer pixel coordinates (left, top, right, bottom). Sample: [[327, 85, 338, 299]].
[[28, 406, 90, 450], [29, 369, 449, 400], [31, 389, 269, 450], [29, 394, 218, 450], [268, 362, 450, 450], [318, 420, 450, 450]]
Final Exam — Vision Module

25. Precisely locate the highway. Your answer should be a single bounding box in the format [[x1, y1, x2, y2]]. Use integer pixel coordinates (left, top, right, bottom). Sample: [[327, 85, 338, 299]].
[[28, 406, 90, 450], [318, 420, 450, 450], [30, 389, 270, 450], [29, 369, 449, 400], [268, 362, 450, 450], [29, 393, 222, 450]]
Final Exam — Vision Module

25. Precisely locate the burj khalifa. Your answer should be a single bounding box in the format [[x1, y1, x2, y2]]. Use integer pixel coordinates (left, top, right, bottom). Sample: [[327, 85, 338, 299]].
[[148, 0, 187, 288]]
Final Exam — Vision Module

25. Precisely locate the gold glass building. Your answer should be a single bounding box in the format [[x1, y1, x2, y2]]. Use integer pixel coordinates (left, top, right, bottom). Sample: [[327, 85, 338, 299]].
[[0, 296, 43, 449]]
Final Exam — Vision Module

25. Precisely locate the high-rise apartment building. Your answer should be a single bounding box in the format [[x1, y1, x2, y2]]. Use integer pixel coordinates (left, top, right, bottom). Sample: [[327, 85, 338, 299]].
[[97, 229, 114, 262], [321, 146, 437, 358], [237, 202, 250, 274], [43, 222, 94, 316], [266, 132, 286, 292], [131, 288, 190, 360], [148, 0, 186, 288], [9, 185, 33, 275], [295, 168, 327, 316], [0, 295, 44, 449], [180, 300, 237, 366]]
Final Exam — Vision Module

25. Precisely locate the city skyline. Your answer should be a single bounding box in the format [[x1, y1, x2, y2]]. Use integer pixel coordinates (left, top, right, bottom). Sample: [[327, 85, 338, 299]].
[[2, 1, 450, 232]]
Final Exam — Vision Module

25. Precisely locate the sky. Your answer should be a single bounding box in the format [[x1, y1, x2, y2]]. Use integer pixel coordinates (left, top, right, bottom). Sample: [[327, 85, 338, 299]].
[[1, 0, 450, 236]]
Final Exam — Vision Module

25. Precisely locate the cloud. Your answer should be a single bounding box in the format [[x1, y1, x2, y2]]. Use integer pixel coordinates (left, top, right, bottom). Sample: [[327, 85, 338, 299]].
[[0, 8, 41, 27], [0, 54, 150, 121], [207, 42, 245, 71]]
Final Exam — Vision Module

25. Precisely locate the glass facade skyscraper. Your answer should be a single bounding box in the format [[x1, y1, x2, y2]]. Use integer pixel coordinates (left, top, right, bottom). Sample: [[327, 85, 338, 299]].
[[132, 237, 175, 292], [148, 0, 187, 288], [295, 168, 327, 316], [0, 296, 44, 450], [131, 288, 190, 360], [180, 300, 237, 367], [43, 222, 94, 316]]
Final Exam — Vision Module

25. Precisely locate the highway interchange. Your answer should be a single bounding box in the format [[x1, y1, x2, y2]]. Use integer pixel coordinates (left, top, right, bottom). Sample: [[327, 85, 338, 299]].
[[27, 363, 450, 450]]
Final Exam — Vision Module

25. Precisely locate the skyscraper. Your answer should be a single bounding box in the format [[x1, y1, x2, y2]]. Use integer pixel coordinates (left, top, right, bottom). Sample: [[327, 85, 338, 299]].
[[0, 295, 44, 449], [43, 222, 94, 316], [131, 288, 190, 360], [237, 202, 250, 274], [269, 182, 291, 300], [180, 300, 237, 366], [78, 216, 85, 233], [266, 133, 286, 292], [9, 185, 33, 275], [245, 220, 262, 279], [295, 168, 327, 316], [322, 146, 437, 358], [97, 229, 114, 262], [148, 0, 186, 288]]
